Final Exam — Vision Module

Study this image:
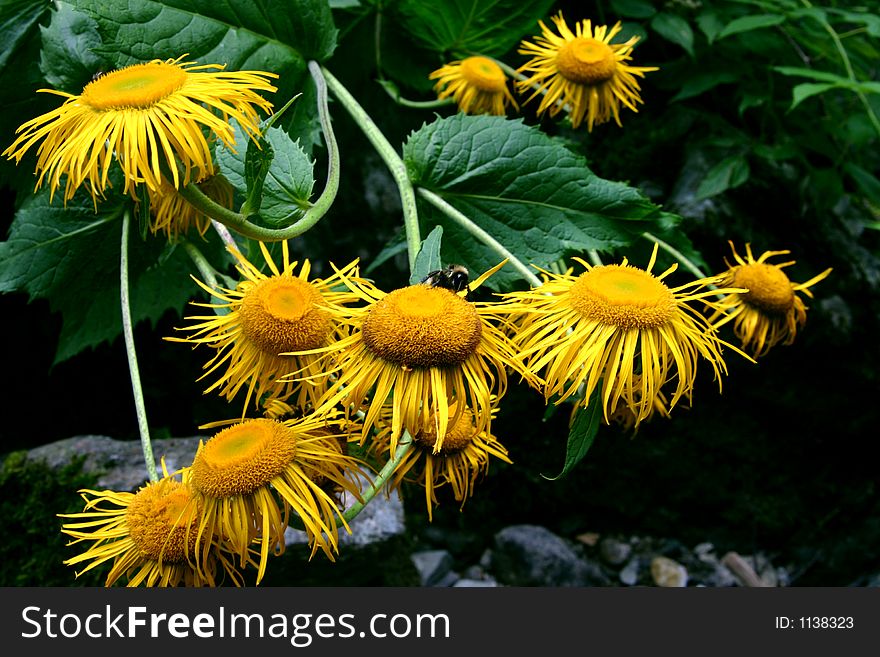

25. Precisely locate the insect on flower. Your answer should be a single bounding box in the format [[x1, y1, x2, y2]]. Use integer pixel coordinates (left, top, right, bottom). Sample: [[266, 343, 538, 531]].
[[421, 264, 471, 298]]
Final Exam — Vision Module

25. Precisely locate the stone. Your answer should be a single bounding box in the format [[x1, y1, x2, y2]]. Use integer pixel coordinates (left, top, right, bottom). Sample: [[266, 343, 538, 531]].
[[491, 524, 612, 587], [454, 578, 500, 587], [619, 558, 641, 586], [599, 537, 633, 566], [650, 556, 689, 587], [410, 549, 455, 587]]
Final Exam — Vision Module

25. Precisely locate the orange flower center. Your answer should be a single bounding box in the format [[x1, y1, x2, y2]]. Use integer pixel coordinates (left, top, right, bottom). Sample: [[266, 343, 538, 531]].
[[81, 62, 188, 110], [555, 37, 617, 85], [459, 56, 507, 93], [238, 276, 331, 354], [126, 479, 200, 563], [415, 406, 477, 456], [361, 285, 482, 367], [568, 265, 676, 329], [732, 263, 795, 314]]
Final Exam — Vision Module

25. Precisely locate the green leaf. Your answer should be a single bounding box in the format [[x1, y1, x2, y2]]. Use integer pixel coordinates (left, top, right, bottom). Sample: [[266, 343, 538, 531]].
[[70, 0, 337, 65], [696, 155, 751, 200], [38, 2, 107, 93], [543, 395, 601, 481], [610, 0, 656, 20], [790, 82, 837, 110], [717, 14, 785, 40], [404, 114, 660, 289], [0, 0, 49, 71], [696, 10, 724, 44], [650, 13, 694, 57], [845, 163, 880, 206], [409, 226, 444, 285], [829, 9, 880, 38], [670, 71, 739, 102], [216, 121, 315, 228], [773, 66, 851, 86], [366, 230, 407, 275], [394, 0, 556, 57], [0, 189, 211, 363]]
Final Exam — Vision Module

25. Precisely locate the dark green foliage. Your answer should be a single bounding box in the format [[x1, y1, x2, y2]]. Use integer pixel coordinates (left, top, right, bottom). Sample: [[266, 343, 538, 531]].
[[0, 451, 107, 586]]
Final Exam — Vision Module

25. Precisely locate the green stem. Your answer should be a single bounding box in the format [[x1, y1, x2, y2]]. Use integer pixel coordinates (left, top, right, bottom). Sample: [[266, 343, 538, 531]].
[[177, 61, 340, 241], [586, 249, 604, 267], [321, 65, 422, 270], [417, 187, 542, 288], [120, 211, 158, 482], [342, 433, 413, 523], [641, 232, 710, 280], [800, 0, 880, 139]]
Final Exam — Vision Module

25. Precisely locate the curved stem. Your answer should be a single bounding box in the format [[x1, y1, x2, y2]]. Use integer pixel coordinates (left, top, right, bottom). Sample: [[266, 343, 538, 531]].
[[321, 65, 421, 270], [210, 219, 238, 251], [342, 433, 413, 523], [176, 61, 340, 241], [586, 249, 604, 266], [181, 240, 231, 317], [417, 187, 542, 288], [120, 210, 158, 482]]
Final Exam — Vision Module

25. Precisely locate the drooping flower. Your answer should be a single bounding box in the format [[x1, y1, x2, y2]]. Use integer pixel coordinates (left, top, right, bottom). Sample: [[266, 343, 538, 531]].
[[186, 416, 364, 584], [59, 473, 243, 587], [516, 12, 657, 131], [3, 56, 276, 204], [429, 56, 519, 116], [284, 262, 522, 454], [167, 242, 364, 414], [148, 173, 234, 239], [495, 244, 751, 428], [373, 402, 510, 521], [709, 242, 832, 357]]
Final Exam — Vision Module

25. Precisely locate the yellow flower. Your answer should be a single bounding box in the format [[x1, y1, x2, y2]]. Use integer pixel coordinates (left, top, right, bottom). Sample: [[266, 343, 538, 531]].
[[59, 474, 243, 587], [148, 173, 234, 239], [3, 56, 276, 204], [516, 12, 657, 131], [429, 56, 518, 115], [373, 402, 511, 521], [284, 262, 521, 455], [187, 416, 365, 584], [167, 241, 363, 413], [573, 377, 671, 435], [709, 242, 832, 357], [496, 244, 750, 428]]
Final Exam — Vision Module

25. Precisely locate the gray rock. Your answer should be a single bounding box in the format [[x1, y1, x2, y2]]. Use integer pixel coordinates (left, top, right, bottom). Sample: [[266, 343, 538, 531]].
[[619, 557, 641, 586], [599, 537, 633, 566], [478, 548, 493, 570], [433, 570, 461, 588], [491, 524, 612, 587], [411, 549, 455, 587], [26, 434, 202, 491], [454, 578, 501, 587]]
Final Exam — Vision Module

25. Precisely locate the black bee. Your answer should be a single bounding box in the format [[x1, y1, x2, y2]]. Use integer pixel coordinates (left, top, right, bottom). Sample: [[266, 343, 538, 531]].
[[420, 264, 470, 298]]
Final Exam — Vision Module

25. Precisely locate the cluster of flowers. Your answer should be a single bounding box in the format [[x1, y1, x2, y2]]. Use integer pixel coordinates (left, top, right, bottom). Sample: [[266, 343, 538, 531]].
[[1, 13, 831, 587], [60, 236, 831, 586], [429, 12, 659, 131]]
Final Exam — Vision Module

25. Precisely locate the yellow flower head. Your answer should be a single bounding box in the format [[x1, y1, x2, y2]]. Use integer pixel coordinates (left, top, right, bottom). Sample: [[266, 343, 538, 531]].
[[187, 415, 365, 584], [59, 474, 243, 587], [710, 242, 832, 357], [147, 173, 234, 239], [168, 242, 364, 414], [495, 244, 750, 428], [283, 262, 521, 455], [373, 402, 510, 521], [516, 12, 658, 131], [429, 56, 519, 116], [3, 56, 276, 204]]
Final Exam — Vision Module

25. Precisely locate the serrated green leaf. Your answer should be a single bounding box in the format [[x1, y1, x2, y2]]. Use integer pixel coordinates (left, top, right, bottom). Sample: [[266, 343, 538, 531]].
[[241, 134, 274, 216], [610, 0, 656, 20], [404, 115, 659, 290], [216, 120, 315, 228], [0, 189, 212, 363], [409, 225, 444, 285], [543, 395, 601, 481], [39, 2, 107, 93], [717, 13, 785, 40], [696, 155, 751, 200], [790, 82, 837, 109], [0, 0, 49, 71], [650, 13, 694, 57], [394, 0, 556, 57]]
